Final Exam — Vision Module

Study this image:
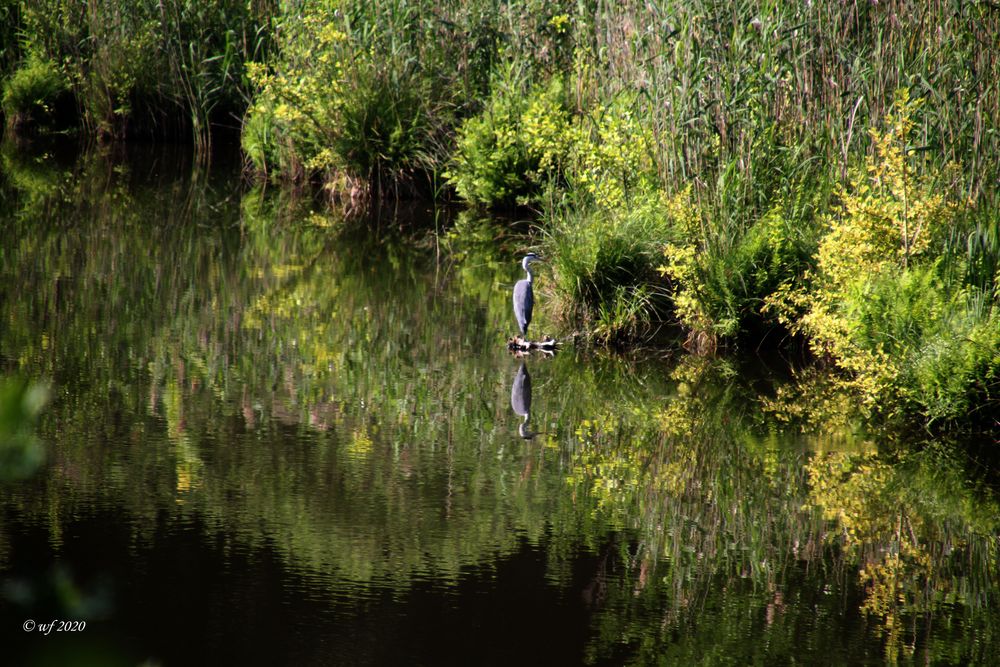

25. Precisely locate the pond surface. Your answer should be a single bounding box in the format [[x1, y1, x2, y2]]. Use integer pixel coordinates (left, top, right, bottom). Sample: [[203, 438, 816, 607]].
[[1, 145, 998, 666]]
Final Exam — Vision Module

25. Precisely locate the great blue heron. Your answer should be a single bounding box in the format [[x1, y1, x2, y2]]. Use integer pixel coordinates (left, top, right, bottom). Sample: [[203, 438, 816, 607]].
[[513, 253, 541, 338]]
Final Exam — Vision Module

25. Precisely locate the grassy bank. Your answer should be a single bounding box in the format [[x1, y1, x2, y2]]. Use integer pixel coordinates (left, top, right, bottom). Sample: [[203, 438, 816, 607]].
[[241, 0, 998, 430], [3, 0, 998, 430]]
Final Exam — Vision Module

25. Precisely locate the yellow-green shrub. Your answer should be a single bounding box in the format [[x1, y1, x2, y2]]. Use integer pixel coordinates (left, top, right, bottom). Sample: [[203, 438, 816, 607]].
[[244, 3, 455, 194], [564, 93, 659, 212], [768, 90, 998, 425], [446, 76, 571, 206], [659, 184, 823, 341], [447, 76, 659, 210]]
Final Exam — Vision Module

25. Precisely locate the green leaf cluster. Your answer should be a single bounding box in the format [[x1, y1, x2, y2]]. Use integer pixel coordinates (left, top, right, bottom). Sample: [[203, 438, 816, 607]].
[[1, 54, 70, 131], [447, 76, 570, 206], [768, 91, 1000, 426]]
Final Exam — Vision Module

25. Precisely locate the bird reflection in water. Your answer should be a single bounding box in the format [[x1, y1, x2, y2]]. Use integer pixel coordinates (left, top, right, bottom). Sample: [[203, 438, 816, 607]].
[[510, 361, 538, 440]]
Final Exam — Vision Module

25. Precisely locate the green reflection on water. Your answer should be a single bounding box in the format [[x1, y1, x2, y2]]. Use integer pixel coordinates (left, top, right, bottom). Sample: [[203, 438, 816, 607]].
[[1, 145, 998, 664]]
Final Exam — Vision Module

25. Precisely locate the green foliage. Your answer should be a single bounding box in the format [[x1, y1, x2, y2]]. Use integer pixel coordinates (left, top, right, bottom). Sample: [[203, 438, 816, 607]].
[[768, 91, 999, 427], [448, 74, 661, 211], [244, 0, 459, 194], [945, 211, 1000, 297], [240, 99, 280, 176], [545, 192, 670, 343], [872, 271, 1000, 423], [242, 10, 346, 178], [1, 55, 71, 131], [652, 103, 834, 341], [658, 182, 823, 341], [563, 92, 660, 213], [447, 75, 571, 206], [331, 57, 441, 192], [0, 0, 21, 77], [19, 0, 155, 137], [10, 0, 273, 143]]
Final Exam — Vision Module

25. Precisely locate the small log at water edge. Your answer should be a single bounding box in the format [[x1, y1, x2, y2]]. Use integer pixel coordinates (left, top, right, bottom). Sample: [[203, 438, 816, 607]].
[[507, 336, 558, 352]]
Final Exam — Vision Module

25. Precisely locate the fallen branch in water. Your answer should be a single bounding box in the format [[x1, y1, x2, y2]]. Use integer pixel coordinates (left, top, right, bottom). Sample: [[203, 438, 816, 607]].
[[507, 335, 558, 352]]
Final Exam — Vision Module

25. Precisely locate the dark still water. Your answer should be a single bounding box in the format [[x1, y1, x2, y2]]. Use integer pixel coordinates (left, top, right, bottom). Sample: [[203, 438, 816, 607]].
[[1, 145, 998, 666]]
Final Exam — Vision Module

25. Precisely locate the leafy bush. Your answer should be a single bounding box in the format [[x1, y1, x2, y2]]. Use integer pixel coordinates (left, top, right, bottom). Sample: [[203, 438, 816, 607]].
[[563, 92, 660, 213], [660, 186, 824, 342], [245, 1, 458, 195], [768, 90, 999, 425], [447, 75, 570, 206], [862, 268, 1000, 423], [0, 0, 20, 77], [1, 55, 71, 131], [448, 76, 660, 212]]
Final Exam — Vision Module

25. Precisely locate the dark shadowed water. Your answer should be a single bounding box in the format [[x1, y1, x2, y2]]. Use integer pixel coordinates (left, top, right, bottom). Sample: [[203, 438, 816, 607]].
[[1, 145, 998, 666]]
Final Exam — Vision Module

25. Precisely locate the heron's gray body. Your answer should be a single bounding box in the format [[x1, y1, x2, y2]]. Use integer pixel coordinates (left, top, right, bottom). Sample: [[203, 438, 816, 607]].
[[513, 279, 533, 336], [513, 253, 539, 337]]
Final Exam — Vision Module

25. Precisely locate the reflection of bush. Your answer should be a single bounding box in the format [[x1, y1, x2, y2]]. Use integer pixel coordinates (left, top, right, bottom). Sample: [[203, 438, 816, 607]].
[[0, 378, 47, 480], [566, 352, 1000, 663], [807, 447, 1000, 663], [567, 355, 816, 605], [0, 140, 69, 215]]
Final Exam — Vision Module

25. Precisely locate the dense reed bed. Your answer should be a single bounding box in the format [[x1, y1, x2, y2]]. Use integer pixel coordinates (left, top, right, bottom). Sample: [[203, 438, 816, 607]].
[[0, 0, 275, 147], [2, 0, 998, 430]]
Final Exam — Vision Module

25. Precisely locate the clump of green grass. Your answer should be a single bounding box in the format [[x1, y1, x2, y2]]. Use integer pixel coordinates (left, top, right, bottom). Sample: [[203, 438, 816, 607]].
[[943, 209, 1000, 298], [544, 194, 671, 344]]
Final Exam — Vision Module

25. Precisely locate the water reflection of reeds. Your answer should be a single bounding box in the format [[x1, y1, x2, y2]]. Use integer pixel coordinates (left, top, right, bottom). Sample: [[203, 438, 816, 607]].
[[1, 153, 998, 664]]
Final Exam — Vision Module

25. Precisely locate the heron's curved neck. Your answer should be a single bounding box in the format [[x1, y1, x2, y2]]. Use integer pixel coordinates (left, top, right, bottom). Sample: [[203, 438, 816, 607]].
[[524, 264, 534, 283]]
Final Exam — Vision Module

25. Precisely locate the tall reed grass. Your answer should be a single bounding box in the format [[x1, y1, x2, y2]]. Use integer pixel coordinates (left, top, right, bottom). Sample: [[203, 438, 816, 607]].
[[2, 0, 275, 150]]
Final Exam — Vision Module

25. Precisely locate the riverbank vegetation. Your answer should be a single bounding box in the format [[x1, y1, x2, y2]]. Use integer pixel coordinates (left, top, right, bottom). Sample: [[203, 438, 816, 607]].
[[0, 0, 274, 147], [2, 0, 998, 431]]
